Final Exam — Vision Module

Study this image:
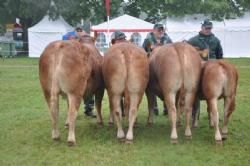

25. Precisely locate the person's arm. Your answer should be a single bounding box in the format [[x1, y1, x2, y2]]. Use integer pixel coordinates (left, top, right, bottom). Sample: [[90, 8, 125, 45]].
[[216, 40, 223, 59], [187, 37, 196, 46], [62, 34, 68, 40], [166, 34, 173, 43], [142, 38, 151, 53], [161, 34, 172, 44]]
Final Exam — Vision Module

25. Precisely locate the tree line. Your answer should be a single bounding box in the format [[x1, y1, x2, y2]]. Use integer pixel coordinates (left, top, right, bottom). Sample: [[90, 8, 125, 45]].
[[0, 0, 249, 34]]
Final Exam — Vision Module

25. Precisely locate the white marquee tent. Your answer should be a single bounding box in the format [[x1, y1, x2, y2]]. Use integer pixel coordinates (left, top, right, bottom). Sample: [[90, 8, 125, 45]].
[[166, 12, 250, 57], [91, 14, 154, 49], [28, 15, 73, 57]]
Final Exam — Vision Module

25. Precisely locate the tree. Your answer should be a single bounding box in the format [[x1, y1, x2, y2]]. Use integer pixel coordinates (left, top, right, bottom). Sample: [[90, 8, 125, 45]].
[[0, 0, 123, 29], [124, 0, 250, 23]]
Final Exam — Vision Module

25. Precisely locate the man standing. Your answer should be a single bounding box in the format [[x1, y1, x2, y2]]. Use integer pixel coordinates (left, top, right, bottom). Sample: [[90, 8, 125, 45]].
[[111, 30, 127, 44], [142, 23, 172, 116], [188, 19, 223, 60], [62, 26, 96, 117], [188, 19, 223, 126], [62, 26, 86, 40]]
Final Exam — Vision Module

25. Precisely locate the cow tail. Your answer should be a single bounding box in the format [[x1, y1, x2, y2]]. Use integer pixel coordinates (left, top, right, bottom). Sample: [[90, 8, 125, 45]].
[[176, 43, 185, 91], [123, 50, 130, 119], [175, 44, 186, 113]]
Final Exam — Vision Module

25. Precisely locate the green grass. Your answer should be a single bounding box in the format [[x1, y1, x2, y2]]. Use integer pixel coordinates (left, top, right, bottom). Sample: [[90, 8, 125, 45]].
[[0, 57, 250, 166]]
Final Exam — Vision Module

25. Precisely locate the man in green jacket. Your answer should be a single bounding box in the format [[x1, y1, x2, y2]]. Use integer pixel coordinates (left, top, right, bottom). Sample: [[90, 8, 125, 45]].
[[188, 19, 223, 126], [143, 23, 172, 56], [142, 23, 172, 116], [188, 19, 223, 60]]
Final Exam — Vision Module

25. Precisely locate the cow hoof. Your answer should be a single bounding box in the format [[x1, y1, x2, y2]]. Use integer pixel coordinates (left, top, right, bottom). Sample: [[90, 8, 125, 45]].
[[222, 133, 228, 141], [215, 140, 223, 146], [170, 139, 178, 144], [67, 140, 76, 146], [125, 139, 133, 144], [52, 130, 60, 140], [64, 123, 69, 129]]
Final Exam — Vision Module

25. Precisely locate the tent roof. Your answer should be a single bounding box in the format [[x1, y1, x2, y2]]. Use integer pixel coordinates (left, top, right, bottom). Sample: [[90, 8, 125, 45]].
[[91, 14, 154, 32], [28, 15, 73, 33], [166, 14, 225, 32], [166, 12, 250, 32], [224, 12, 250, 31]]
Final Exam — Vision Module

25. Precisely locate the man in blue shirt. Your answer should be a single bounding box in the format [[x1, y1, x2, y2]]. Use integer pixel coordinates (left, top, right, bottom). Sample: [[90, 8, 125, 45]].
[[62, 27, 85, 40], [62, 26, 96, 117]]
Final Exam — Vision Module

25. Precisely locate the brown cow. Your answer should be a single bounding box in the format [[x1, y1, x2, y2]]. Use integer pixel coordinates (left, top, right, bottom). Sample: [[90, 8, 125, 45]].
[[103, 43, 149, 142], [146, 42, 202, 143], [39, 39, 104, 145], [198, 60, 238, 143]]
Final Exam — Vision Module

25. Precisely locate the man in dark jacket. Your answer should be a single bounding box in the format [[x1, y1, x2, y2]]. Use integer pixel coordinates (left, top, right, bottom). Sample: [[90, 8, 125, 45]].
[[143, 23, 172, 56], [142, 23, 172, 116], [188, 19, 223, 126], [188, 19, 223, 60]]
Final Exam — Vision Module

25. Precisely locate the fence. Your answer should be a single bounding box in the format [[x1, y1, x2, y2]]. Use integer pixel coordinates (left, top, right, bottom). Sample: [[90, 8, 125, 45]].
[[0, 41, 28, 59]]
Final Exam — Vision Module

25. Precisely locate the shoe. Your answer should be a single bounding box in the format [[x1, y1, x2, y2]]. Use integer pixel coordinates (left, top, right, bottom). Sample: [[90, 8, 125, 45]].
[[154, 108, 159, 116], [84, 110, 96, 118]]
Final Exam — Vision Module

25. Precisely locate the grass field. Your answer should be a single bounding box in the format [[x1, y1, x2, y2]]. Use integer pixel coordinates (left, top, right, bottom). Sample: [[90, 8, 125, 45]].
[[0, 57, 250, 165]]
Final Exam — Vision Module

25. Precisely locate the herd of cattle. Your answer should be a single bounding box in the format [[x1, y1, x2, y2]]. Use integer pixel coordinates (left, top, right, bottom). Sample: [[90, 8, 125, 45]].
[[39, 36, 238, 146]]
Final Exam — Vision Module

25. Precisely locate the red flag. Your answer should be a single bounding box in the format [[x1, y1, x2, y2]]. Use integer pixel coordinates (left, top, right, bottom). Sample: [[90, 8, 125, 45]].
[[105, 0, 110, 16]]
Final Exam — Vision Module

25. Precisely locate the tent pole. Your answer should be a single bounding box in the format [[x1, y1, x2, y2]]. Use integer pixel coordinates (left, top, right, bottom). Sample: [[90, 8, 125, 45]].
[[107, 16, 110, 47]]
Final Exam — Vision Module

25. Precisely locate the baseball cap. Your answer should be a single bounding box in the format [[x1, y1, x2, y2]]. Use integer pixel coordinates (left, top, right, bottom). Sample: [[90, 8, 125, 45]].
[[202, 19, 213, 28]]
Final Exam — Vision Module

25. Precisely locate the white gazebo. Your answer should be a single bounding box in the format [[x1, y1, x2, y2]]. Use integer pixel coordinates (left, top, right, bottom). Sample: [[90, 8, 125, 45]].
[[91, 14, 154, 50], [28, 15, 73, 57]]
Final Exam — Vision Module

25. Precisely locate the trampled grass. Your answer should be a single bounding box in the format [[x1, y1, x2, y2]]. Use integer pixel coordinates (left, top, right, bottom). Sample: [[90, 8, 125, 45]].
[[0, 57, 250, 165]]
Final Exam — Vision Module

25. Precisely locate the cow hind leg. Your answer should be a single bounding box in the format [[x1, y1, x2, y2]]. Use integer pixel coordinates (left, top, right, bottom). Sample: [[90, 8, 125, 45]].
[[184, 92, 196, 139], [208, 98, 222, 144], [165, 93, 178, 143], [192, 98, 200, 128], [222, 96, 235, 140], [67, 94, 81, 146], [64, 98, 69, 128], [95, 88, 105, 125], [48, 90, 60, 140], [110, 94, 125, 140], [177, 94, 184, 127], [126, 93, 141, 142], [146, 88, 155, 125]]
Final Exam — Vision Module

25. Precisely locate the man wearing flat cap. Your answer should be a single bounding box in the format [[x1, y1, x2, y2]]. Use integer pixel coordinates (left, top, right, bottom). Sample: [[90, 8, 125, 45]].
[[188, 19, 223, 126], [188, 19, 223, 60], [143, 23, 172, 55], [142, 23, 172, 116], [111, 30, 127, 45]]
